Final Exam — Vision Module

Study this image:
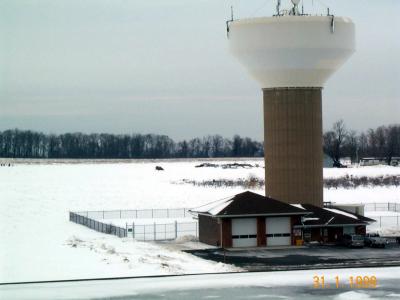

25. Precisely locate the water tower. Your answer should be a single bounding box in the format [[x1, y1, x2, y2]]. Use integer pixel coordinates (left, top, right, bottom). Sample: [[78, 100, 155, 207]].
[[227, 0, 355, 207]]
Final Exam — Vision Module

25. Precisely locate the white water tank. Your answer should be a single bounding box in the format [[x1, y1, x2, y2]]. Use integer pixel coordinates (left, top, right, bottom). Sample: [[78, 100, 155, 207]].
[[228, 16, 355, 88]]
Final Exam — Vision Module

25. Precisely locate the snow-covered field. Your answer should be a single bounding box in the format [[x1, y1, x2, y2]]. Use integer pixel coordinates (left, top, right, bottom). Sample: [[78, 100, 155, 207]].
[[0, 160, 399, 283]]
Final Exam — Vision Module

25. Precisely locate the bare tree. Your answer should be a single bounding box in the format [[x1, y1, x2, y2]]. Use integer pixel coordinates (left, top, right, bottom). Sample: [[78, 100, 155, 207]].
[[323, 120, 348, 167], [343, 130, 359, 162], [385, 125, 400, 165]]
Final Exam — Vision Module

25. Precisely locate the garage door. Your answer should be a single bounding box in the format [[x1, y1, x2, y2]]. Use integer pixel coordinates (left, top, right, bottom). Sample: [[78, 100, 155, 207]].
[[232, 218, 257, 247], [266, 217, 291, 246]]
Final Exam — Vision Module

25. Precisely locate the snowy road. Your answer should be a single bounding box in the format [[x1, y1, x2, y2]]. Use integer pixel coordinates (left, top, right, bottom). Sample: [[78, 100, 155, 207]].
[[1, 267, 400, 300]]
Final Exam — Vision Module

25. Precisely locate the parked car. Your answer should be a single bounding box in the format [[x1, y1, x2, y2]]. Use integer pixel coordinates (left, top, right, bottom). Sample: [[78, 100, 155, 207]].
[[364, 233, 387, 248], [339, 234, 364, 248]]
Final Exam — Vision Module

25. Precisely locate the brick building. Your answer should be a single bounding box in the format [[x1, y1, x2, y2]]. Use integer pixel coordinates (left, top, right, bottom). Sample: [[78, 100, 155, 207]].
[[190, 191, 374, 248]]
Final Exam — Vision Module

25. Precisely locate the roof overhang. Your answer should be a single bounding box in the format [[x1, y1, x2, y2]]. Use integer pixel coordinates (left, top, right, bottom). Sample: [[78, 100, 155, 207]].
[[294, 223, 370, 228], [196, 212, 309, 218]]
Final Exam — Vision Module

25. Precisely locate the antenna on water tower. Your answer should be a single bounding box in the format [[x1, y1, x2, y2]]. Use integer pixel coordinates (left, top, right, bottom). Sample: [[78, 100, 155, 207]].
[[276, 0, 281, 16], [226, 6, 234, 38], [291, 0, 300, 15]]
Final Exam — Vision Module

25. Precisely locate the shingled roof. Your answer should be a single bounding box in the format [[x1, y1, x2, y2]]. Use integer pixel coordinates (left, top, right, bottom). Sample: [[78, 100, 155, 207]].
[[295, 204, 375, 227], [190, 191, 308, 217]]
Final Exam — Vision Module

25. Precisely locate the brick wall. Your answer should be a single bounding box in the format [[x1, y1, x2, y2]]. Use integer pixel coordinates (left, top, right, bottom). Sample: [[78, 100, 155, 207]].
[[198, 214, 220, 246]]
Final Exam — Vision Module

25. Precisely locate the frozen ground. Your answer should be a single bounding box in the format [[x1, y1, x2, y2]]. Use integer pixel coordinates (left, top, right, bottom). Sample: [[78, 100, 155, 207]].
[[2, 267, 400, 300], [0, 160, 399, 282]]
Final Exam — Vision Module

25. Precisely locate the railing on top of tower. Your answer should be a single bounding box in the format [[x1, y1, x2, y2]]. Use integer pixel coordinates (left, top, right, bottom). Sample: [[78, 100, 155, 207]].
[[226, 0, 336, 38]]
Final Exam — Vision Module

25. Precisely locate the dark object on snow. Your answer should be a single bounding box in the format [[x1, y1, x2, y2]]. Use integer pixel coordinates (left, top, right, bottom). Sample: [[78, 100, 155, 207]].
[[221, 163, 254, 169], [195, 163, 219, 168], [155, 166, 164, 171], [195, 162, 255, 169], [333, 161, 347, 168]]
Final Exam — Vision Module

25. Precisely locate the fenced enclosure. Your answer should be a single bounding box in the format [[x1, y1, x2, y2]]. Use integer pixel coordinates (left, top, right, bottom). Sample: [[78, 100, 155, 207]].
[[74, 208, 192, 220], [362, 202, 400, 231], [126, 221, 198, 241], [372, 215, 400, 228], [69, 208, 198, 241], [364, 202, 400, 212], [69, 212, 127, 238]]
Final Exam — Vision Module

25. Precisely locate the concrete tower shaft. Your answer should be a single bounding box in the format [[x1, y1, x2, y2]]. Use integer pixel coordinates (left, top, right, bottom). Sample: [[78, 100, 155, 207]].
[[228, 15, 355, 207], [263, 88, 323, 206]]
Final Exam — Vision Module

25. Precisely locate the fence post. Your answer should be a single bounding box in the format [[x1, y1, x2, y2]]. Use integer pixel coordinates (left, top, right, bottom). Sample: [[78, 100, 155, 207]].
[[103, 210, 105, 219], [154, 222, 156, 241], [126, 222, 128, 236], [175, 221, 178, 239], [132, 222, 135, 239], [184, 209, 186, 218]]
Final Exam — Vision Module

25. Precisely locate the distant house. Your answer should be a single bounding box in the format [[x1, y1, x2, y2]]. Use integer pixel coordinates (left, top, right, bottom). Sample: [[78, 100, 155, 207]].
[[360, 157, 400, 167], [190, 191, 374, 248]]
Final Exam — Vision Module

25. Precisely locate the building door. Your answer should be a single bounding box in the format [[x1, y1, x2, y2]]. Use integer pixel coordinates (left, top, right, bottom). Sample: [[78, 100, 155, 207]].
[[266, 217, 291, 246], [231, 218, 257, 247]]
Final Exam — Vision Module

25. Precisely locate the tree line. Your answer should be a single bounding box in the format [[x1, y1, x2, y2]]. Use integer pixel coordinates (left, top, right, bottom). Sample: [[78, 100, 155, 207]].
[[0, 129, 263, 159], [0, 122, 399, 164], [323, 121, 400, 166]]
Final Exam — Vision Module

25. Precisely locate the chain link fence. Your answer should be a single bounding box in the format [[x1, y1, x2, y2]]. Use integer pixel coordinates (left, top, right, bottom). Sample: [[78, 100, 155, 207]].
[[362, 202, 400, 232], [69, 208, 198, 241], [372, 215, 400, 228], [74, 208, 191, 220], [69, 212, 127, 238], [126, 221, 198, 241], [364, 202, 400, 212]]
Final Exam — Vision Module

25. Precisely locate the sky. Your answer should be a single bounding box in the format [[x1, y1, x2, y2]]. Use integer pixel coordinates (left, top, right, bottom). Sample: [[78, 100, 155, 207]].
[[1, 0, 399, 140]]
